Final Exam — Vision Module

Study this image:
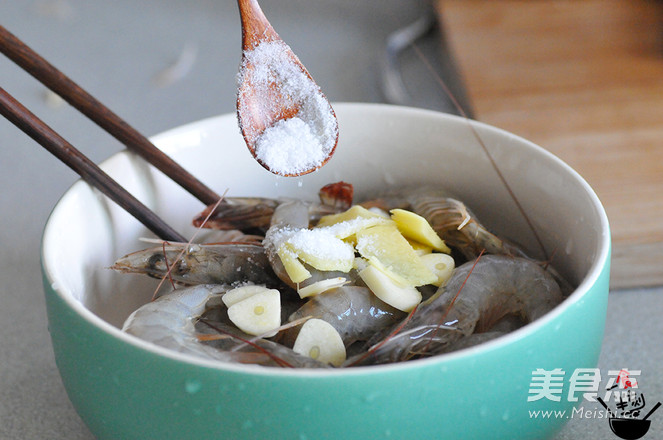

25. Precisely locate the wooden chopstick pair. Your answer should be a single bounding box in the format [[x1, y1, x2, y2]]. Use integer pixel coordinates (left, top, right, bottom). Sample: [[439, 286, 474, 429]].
[[0, 25, 221, 242]]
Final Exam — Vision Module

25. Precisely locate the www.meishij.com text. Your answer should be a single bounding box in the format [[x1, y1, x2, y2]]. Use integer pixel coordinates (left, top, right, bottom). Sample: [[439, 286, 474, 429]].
[[529, 407, 611, 419]]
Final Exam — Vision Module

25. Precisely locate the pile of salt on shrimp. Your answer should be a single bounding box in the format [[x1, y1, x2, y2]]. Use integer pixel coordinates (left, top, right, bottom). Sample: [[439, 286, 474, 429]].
[[112, 182, 569, 368]]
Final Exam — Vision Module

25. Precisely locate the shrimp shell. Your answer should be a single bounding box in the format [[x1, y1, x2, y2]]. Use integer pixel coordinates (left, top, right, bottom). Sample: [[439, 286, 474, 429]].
[[123, 284, 328, 367], [111, 242, 280, 286], [197, 320, 331, 368], [409, 193, 526, 259], [122, 284, 256, 362], [285, 286, 406, 347], [192, 197, 280, 230]]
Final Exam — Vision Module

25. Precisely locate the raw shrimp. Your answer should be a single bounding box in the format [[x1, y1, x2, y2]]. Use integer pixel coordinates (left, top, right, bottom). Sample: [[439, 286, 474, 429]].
[[114, 183, 571, 368], [349, 255, 564, 365], [192, 182, 353, 231], [192, 228, 265, 245], [362, 187, 527, 260], [197, 320, 330, 368], [409, 191, 528, 259], [192, 197, 280, 231], [284, 286, 406, 347], [123, 284, 328, 367], [122, 284, 253, 362], [111, 242, 280, 286]]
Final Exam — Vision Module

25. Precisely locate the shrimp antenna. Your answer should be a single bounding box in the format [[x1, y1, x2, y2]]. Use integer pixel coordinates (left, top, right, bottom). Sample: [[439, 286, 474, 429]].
[[418, 249, 485, 357], [150, 190, 229, 300], [199, 319, 294, 368], [412, 44, 549, 261]]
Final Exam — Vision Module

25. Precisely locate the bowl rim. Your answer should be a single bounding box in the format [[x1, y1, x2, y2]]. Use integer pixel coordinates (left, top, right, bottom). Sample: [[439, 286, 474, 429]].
[[41, 102, 611, 377]]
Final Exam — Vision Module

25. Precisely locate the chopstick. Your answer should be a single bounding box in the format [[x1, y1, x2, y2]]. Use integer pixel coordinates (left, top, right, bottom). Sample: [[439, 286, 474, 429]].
[[0, 25, 221, 206], [0, 87, 187, 243]]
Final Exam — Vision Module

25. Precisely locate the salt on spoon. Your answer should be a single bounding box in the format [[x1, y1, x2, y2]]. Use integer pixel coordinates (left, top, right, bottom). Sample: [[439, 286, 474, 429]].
[[236, 0, 338, 177]]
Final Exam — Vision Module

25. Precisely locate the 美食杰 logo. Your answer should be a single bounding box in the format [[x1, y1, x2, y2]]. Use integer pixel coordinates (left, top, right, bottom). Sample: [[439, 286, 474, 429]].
[[528, 368, 660, 439]]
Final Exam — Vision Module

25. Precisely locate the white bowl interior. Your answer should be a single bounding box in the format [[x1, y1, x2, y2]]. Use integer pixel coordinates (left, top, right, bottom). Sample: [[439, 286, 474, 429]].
[[43, 103, 609, 334]]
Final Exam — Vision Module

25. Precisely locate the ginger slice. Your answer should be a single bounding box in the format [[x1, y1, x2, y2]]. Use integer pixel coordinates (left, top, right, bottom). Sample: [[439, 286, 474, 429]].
[[355, 224, 436, 286], [390, 209, 451, 253]]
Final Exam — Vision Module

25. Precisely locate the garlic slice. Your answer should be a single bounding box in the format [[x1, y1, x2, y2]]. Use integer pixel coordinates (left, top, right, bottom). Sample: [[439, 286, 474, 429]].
[[359, 263, 422, 312], [227, 289, 281, 336], [293, 318, 346, 367]]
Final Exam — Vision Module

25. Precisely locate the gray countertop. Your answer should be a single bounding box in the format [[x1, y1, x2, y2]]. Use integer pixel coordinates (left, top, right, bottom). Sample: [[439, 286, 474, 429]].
[[1, 1, 661, 438]]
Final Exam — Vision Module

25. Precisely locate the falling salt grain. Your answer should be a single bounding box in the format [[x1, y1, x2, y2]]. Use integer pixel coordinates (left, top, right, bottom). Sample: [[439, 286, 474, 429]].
[[238, 40, 337, 176], [43, 89, 65, 108], [34, 0, 75, 20], [152, 43, 198, 87]]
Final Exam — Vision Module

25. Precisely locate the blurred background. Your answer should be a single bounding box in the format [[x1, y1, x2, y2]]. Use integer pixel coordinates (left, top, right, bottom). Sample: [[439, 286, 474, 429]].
[[1, 1, 663, 439]]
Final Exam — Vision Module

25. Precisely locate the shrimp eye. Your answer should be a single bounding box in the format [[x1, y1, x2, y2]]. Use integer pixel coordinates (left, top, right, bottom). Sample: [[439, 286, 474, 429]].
[[148, 253, 166, 271]]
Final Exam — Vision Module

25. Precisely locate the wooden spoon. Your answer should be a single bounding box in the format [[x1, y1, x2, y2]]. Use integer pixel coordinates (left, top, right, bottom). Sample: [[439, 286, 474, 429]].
[[236, 0, 338, 177]]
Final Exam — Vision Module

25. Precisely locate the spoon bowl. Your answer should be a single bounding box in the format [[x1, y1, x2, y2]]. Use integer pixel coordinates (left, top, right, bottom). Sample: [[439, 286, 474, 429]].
[[236, 0, 338, 176]]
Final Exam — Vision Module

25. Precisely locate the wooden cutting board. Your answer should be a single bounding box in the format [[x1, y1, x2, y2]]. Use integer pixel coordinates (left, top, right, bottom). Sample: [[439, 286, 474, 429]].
[[434, 0, 663, 289]]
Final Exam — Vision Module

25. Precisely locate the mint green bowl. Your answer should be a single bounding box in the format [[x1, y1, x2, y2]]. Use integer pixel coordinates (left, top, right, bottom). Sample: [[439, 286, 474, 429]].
[[41, 103, 610, 440]]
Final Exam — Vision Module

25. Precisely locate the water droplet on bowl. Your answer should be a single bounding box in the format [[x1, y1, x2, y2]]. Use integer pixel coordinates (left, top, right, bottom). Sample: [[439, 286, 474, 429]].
[[184, 379, 202, 394], [565, 238, 574, 255], [502, 410, 510, 421], [242, 420, 254, 430], [480, 406, 489, 417]]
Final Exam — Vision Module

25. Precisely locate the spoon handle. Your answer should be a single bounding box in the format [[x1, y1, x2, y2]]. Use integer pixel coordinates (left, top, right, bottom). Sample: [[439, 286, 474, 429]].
[[237, 0, 280, 51]]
